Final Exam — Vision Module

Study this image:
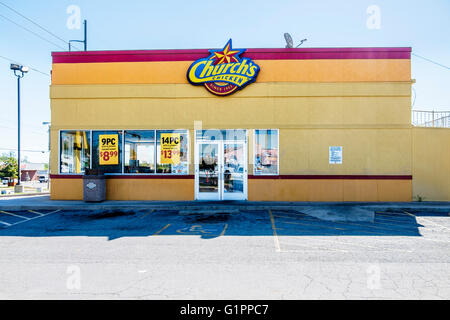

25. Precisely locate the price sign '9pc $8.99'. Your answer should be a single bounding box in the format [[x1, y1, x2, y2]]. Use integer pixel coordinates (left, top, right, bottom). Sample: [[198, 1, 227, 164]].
[[99, 134, 119, 165]]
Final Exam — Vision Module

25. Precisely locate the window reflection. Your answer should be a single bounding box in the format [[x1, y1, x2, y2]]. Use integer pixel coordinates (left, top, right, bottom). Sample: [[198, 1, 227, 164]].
[[254, 129, 278, 175], [125, 131, 155, 173], [60, 131, 90, 174], [199, 144, 218, 193], [224, 143, 244, 193]]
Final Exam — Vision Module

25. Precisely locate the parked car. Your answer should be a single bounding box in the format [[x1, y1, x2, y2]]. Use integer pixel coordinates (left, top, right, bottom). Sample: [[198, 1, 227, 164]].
[[38, 176, 48, 183], [1, 178, 8, 185]]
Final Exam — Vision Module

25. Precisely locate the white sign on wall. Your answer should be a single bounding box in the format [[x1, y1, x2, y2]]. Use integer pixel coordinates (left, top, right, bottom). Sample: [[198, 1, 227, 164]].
[[329, 146, 343, 164]]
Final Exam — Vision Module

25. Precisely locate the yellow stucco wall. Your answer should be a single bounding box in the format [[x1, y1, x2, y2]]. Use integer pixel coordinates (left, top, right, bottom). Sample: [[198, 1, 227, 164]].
[[412, 128, 450, 201], [248, 179, 411, 202], [50, 179, 83, 200], [50, 178, 194, 201], [51, 96, 411, 128], [279, 129, 411, 175]]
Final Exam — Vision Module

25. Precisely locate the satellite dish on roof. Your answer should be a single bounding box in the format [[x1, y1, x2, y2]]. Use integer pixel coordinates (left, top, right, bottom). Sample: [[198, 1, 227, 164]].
[[284, 33, 308, 48], [284, 33, 293, 48]]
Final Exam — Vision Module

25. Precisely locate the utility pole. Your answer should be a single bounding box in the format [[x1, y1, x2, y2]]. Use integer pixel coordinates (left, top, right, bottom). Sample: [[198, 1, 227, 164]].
[[84, 20, 87, 51], [10, 64, 29, 191], [69, 20, 87, 51]]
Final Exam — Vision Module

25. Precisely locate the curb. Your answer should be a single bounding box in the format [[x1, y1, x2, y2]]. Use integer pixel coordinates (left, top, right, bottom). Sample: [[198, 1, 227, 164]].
[[0, 202, 449, 213]]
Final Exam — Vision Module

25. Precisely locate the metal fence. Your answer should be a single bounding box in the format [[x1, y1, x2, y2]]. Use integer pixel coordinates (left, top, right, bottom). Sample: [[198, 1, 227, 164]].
[[412, 110, 450, 128]]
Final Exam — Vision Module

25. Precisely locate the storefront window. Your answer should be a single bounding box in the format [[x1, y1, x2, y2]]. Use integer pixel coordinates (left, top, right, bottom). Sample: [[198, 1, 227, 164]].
[[92, 130, 123, 174], [156, 130, 189, 174], [254, 129, 279, 175], [60, 131, 91, 174], [124, 130, 155, 173]]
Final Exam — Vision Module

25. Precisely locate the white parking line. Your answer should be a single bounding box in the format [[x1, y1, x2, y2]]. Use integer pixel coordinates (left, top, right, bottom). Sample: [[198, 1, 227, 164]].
[[28, 210, 44, 216], [0, 209, 61, 229], [0, 220, 11, 227], [268, 210, 281, 252], [0, 210, 30, 220]]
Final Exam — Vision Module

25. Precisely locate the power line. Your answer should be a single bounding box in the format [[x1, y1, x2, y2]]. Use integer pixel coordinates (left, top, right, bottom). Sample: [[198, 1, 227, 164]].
[[1, 2, 67, 46], [0, 125, 47, 136], [0, 1, 82, 51], [412, 53, 450, 70], [0, 148, 47, 153], [0, 54, 50, 77], [0, 13, 66, 50]]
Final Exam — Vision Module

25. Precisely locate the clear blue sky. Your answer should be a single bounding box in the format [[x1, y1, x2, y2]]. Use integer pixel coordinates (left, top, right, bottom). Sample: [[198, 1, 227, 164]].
[[0, 0, 449, 163]]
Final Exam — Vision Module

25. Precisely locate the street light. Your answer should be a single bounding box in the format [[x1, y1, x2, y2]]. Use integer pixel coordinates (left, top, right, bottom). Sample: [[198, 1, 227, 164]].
[[10, 64, 28, 188]]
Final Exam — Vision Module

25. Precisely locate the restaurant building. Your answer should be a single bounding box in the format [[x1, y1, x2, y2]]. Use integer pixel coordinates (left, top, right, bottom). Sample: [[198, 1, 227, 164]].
[[49, 42, 450, 201]]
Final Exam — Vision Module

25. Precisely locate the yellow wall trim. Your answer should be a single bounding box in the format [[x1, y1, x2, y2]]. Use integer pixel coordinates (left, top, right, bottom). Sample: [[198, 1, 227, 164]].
[[248, 179, 412, 202], [50, 82, 412, 99], [51, 178, 194, 201], [51, 59, 411, 85]]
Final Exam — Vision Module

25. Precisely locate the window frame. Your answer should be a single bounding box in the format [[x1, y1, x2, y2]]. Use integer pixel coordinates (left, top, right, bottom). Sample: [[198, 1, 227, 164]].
[[253, 129, 279, 176]]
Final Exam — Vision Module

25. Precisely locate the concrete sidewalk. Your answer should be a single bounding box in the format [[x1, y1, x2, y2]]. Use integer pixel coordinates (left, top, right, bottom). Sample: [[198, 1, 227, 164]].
[[0, 195, 449, 213]]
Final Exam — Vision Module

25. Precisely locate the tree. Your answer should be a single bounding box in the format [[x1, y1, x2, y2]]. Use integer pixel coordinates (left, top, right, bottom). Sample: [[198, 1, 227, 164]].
[[0, 154, 18, 182]]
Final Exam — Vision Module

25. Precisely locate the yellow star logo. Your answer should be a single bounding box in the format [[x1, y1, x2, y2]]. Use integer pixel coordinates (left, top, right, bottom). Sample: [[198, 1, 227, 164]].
[[211, 41, 241, 65]]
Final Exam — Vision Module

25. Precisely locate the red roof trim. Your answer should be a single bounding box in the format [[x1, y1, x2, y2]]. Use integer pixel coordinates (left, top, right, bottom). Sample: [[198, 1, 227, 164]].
[[52, 47, 412, 64]]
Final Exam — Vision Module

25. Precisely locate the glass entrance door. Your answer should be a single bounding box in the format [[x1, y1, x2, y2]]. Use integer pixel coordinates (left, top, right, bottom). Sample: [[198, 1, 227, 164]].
[[196, 142, 221, 200], [195, 141, 247, 201], [222, 142, 247, 200]]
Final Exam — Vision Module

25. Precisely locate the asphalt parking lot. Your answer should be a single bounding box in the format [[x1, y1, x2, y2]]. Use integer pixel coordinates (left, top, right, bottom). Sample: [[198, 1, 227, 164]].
[[0, 206, 449, 299]]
